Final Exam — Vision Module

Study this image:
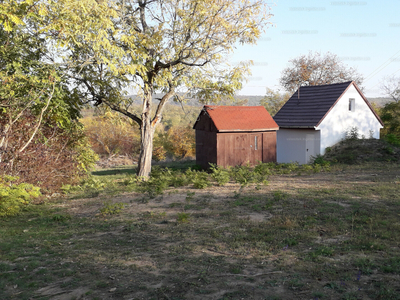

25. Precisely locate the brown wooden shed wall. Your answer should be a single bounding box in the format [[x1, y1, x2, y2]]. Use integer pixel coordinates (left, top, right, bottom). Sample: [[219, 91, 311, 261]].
[[194, 109, 277, 169], [215, 131, 276, 168], [262, 131, 277, 163], [195, 130, 217, 169]]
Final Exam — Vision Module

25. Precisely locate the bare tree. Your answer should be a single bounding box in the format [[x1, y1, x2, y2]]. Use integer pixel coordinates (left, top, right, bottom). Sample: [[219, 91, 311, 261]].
[[280, 51, 364, 93], [380, 75, 400, 103]]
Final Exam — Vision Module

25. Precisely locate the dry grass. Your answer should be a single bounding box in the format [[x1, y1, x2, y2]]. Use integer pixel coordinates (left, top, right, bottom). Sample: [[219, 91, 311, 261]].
[[1, 159, 400, 300]]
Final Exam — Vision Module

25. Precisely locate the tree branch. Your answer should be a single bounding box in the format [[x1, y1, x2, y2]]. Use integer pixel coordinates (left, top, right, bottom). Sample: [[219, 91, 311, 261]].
[[101, 98, 143, 126]]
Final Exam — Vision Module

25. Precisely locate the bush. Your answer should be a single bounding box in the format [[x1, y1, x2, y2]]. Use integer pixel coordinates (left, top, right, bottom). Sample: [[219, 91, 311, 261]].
[[311, 154, 330, 167], [100, 201, 125, 216], [154, 125, 195, 160], [0, 114, 98, 192], [384, 134, 400, 147], [346, 126, 359, 140], [81, 111, 140, 158], [209, 164, 231, 186], [380, 101, 400, 137], [0, 176, 41, 218]]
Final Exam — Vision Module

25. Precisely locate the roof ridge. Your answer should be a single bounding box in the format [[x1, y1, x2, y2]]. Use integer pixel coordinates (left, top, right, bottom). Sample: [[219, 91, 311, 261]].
[[297, 81, 353, 89]]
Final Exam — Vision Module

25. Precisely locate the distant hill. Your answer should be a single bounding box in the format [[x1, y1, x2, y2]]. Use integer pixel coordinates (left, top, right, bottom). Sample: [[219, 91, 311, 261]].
[[126, 94, 265, 106], [127, 94, 393, 107], [366, 97, 394, 107]]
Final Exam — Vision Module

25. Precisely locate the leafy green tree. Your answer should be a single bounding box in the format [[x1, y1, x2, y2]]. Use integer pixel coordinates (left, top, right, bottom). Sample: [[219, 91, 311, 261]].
[[280, 51, 364, 93], [379, 76, 400, 142], [0, 1, 97, 189], [0, 0, 57, 162], [380, 102, 400, 138], [46, 0, 272, 178], [260, 88, 291, 116]]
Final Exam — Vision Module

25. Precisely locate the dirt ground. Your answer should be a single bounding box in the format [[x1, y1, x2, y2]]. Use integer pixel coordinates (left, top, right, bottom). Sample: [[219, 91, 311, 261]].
[[23, 162, 399, 300]]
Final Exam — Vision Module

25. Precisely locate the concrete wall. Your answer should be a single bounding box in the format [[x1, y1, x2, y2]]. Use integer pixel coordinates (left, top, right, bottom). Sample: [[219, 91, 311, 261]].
[[276, 129, 320, 164]]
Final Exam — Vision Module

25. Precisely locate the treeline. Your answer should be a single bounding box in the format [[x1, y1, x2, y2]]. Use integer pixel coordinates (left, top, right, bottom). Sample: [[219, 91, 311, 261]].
[[80, 95, 400, 167], [81, 105, 199, 162]]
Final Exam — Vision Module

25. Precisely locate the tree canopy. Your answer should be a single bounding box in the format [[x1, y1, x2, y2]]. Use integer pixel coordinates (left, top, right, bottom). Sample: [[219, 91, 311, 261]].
[[280, 51, 364, 93], [45, 0, 272, 177], [259, 88, 291, 117], [0, 0, 97, 190]]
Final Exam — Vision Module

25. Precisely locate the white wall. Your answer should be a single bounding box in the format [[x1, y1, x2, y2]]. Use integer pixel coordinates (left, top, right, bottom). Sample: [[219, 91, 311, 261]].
[[317, 84, 383, 154], [277, 129, 320, 164]]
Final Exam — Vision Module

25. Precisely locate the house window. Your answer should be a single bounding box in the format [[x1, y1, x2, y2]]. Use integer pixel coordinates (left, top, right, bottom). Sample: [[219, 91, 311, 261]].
[[349, 98, 355, 112], [254, 136, 258, 150]]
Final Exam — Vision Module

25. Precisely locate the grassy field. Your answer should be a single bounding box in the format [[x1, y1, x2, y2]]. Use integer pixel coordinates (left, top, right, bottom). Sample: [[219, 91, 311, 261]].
[[1, 142, 400, 299]]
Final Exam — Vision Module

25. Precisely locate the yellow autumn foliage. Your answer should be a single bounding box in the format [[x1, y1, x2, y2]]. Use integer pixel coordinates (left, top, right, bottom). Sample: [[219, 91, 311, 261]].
[[80, 111, 141, 157]]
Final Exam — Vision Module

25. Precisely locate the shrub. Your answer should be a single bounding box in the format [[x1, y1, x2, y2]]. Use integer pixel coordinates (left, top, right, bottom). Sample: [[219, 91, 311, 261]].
[[191, 171, 211, 189], [384, 134, 400, 147], [99, 201, 125, 216], [177, 212, 190, 223], [81, 110, 141, 158], [254, 162, 274, 176], [0, 176, 41, 218], [346, 126, 359, 140], [154, 125, 195, 160], [231, 164, 254, 186], [380, 101, 400, 137], [0, 114, 97, 192], [209, 164, 231, 186], [311, 154, 330, 166]]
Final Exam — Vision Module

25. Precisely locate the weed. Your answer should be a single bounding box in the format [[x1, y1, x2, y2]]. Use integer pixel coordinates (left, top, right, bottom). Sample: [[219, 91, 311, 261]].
[[381, 257, 400, 274], [353, 258, 375, 275], [371, 281, 400, 300], [273, 190, 288, 201], [137, 178, 168, 197], [312, 291, 325, 299], [283, 238, 298, 247], [177, 212, 190, 223], [0, 176, 41, 217], [346, 127, 359, 140], [186, 191, 195, 203], [52, 214, 71, 222], [99, 201, 125, 216], [288, 274, 304, 290], [254, 162, 274, 176], [231, 164, 254, 186], [312, 154, 330, 167], [141, 211, 167, 219], [209, 164, 230, 186], [307, 246, 335, 261], [191, 171, 211, 189], [324, 282, 345, 293]]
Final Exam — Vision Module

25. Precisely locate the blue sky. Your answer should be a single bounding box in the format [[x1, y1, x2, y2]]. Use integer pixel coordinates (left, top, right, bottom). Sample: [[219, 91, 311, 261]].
[[233, 0, 400, 97]]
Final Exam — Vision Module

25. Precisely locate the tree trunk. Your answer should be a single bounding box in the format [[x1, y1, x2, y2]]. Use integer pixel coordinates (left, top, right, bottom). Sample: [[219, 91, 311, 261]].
[[137, 117, 155, 178], [137, 86, 154, 178], [136, 83, 175, 178]]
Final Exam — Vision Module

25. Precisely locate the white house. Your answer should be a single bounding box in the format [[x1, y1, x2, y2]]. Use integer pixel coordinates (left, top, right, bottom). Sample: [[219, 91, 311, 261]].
[[273, 81, 384, 164]]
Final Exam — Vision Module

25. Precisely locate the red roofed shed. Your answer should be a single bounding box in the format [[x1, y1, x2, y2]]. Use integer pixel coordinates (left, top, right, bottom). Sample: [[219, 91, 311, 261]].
[[193, 106, 279, 169]]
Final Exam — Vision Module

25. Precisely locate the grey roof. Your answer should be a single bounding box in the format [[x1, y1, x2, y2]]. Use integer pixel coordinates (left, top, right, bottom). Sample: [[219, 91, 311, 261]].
[[274, 81, 359, 128]]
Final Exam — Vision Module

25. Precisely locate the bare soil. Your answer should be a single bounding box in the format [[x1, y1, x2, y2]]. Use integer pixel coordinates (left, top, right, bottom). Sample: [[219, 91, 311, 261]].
[[22, 162, 400, 300]]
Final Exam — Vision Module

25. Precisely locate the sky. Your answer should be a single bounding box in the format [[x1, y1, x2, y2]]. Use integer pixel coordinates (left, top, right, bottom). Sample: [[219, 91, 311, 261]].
[[233, 0, 400, 98]]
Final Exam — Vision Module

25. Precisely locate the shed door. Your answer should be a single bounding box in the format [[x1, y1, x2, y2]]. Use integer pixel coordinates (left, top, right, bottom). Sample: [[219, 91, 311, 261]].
[[306, 134, 315, 164], [250, 134, 262, 164]]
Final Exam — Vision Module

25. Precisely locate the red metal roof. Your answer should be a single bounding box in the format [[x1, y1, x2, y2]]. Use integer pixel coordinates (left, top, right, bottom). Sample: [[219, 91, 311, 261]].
[[202, 105, 279, 132]]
